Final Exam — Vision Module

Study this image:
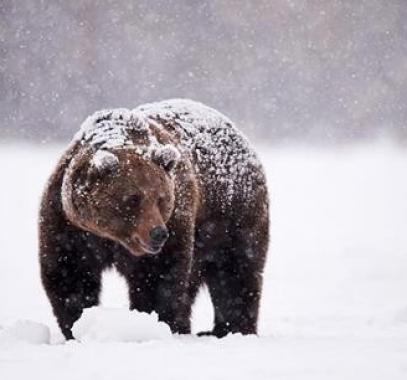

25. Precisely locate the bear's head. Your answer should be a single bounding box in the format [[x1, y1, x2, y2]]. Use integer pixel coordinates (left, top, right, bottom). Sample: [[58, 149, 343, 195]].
[[61, 145, 180, 256]]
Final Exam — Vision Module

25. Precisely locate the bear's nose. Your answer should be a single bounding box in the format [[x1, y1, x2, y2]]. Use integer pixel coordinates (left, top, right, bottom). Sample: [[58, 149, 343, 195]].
[[150, 226, 169, 245]]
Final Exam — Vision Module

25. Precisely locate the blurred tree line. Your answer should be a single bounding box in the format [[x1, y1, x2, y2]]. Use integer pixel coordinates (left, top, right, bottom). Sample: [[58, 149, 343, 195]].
[[1, 0, 406, 144]]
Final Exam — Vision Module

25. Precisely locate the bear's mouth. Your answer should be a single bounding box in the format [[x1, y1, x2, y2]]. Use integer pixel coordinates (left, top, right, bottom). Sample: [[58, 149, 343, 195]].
[[124, 236, 163, 256]]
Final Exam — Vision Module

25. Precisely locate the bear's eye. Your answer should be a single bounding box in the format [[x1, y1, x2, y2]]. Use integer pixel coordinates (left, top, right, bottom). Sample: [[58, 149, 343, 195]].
[[123, 194, 140, 211]]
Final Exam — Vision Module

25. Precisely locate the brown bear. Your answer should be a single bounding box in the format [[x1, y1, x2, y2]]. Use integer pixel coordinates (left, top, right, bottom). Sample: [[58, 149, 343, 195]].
[[39, 99, 269, 340]]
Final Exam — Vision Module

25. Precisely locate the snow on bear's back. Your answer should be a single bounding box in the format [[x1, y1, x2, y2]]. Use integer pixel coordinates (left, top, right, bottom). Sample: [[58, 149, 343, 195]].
[[75, 99, 265, 208], [137, 99, 265, 207], [135, 98, 232, 132]]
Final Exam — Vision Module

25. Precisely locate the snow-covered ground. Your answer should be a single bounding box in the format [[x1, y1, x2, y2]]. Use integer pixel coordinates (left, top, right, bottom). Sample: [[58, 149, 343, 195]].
[[1, 142, 406, 379]]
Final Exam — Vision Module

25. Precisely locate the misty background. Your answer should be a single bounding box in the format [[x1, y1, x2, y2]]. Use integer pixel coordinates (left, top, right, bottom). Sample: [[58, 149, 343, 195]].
[[1, 0, 406, 144]]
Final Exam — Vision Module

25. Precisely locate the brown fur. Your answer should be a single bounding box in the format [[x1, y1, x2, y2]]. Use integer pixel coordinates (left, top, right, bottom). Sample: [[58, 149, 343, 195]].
[[39, 103, 268, 340]]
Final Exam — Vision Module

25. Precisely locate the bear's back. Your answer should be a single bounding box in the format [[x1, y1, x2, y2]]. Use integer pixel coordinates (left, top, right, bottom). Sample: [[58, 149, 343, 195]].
[[137, 99, 266, 213], [74, 99, 266, 215]]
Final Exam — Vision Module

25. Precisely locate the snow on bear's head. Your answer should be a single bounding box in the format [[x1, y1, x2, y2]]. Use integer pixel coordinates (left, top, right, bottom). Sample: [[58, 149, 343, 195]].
[[62, 143, 181, 257]]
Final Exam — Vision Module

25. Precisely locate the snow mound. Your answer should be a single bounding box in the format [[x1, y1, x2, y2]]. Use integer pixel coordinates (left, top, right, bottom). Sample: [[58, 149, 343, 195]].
[[72, 307, 172, 343], [0, 320, 50, 345]]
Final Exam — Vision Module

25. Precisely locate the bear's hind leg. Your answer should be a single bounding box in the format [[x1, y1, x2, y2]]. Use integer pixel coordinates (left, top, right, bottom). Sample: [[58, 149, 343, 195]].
[[199, 241, 266, 338]]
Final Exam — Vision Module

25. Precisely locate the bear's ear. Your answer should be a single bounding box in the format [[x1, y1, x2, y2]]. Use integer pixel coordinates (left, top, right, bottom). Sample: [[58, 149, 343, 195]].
[[151, 145, 180, 173], [87, 150, 119, 183]]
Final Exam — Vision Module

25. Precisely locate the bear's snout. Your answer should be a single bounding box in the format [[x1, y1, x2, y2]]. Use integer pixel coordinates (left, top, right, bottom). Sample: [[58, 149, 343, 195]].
[[149, 225, 169, 246]]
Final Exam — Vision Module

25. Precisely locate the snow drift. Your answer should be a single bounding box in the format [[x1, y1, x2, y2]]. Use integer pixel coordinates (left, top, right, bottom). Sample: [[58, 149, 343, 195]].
[[0, 142, 406, 380], [72, 307, 171, 342]]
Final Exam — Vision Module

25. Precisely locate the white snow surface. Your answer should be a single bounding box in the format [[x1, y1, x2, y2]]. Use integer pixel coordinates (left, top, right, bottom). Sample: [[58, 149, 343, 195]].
[[72, 307, 171, 343], [0, 320, 50, 345], [1, 142, 407, 379]]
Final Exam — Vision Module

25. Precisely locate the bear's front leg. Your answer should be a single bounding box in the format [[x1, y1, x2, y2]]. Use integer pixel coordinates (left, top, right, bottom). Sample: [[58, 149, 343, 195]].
[[41, 262, 102, 340], [152, 167, 197, 334], [154, 232, 193, 334], [155, 264, 191, 334], [40, 228, 103, 340]]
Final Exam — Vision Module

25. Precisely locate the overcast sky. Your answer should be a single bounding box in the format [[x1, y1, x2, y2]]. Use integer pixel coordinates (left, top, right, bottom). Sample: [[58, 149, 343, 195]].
[[1, 0, 406, 144]]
